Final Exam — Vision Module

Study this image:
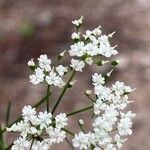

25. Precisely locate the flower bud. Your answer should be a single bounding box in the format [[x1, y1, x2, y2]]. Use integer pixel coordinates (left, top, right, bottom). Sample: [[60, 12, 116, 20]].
[[57, 50, 66, 61], [108, 31, 116, 38], [60, 50, 66, 57], [85, 57, 93, 65], [71, 32, 80, 40], [85, 90, 92, 95], [79, 119, 84, 125], [111, 59, 120, 66], [106, 69, 113, 77], [69, 80, 77, 86], [28, 58, 35, 67]]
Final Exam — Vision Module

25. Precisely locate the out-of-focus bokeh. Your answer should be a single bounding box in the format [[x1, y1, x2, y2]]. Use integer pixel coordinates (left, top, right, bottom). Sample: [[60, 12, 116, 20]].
[[0, 0, 150, 149]]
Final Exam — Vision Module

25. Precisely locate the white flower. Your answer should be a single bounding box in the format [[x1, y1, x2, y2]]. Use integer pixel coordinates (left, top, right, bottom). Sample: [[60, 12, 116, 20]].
[[72, 132, 90, 149], [117, 111, 136, 136], [94, 85, 112, 100], [38, 54, 51, 71], [106, 144, 116, 150], [115, 134, 127, 149], [38, 111, 52, 129], [92, 26, 102, 36], [55, 113, 68, 129], [56, 65, 68, 77], [69, 41, 85, 57], [71, 32, 80, 40], [72, 16, 83, 27], [45, 70, 65, 88], [46, 127, 66, 144], [83, 30, 92, 40], [29, 68, 44, 84], [10, 121, 30, 138], [94, 99, 107, 115], [93, 117, 112, 132], [32, 141, 49, 150], [11, 137, 30, 150], [98, 35, 118, 57], [70, 59, 85, 72], [85, 43, 98, 56], [22, 105, 36, 122], [92, 73, 105, 85], [28, 58, 35, 66], [112, 81, 133, 95]]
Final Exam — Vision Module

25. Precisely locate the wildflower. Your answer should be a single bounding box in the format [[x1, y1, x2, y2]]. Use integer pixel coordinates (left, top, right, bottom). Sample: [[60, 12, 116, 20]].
[[72, 16, 83, 27], [72, 132, 90, 149], [28, 58, 35, 67], [70, 59, 85, 72], [38, 54, 51, 71], [69, 41, 85, 57], [7, 105, 68, 149], [71, 32, 80, 40], [79, 119, 84, 125], [29, 68, 44, 84], [56, 65, 68, 77], [55, 113, 68, 129]]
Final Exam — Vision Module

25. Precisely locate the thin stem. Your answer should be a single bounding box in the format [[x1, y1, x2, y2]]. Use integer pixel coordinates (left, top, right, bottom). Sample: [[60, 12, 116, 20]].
[[62, 128, 75, 137], [29, 138, 34, 150], [67, 105, 93, 117], [96, 144, 104, 150], [108, 128, 117, 133], [65, 138, 74, 150], [5, 143, 13, 150], [0, 124, 5, 150], [46, 85, 50, 112], [2, 92, 51, 133], [5, 102, 11, 126], [51, 70, 76, 114], [90, 144, 95, 150], [85, 94, 95, 102], [78, 122, 85, 133]]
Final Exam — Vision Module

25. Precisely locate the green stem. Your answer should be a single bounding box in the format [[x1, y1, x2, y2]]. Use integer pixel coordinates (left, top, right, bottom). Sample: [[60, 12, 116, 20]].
[[5, 102, 11, 126], [62, 128, 75, 136], [0, 124, 5, 150], [5, 143, 13, 150], [90, 144, 95, 150], [78, 122, 85, 133], [67, 105, 93, 117], [65, 138, 74, 150], [85, 94, 95, 102], [51, 70, 76, 114], [46, 85, 50, 112], [29, 138, 34, 150]]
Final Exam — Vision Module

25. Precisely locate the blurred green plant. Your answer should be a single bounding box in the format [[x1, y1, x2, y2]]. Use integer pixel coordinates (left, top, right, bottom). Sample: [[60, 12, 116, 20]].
[[18, 21, 35, 39]]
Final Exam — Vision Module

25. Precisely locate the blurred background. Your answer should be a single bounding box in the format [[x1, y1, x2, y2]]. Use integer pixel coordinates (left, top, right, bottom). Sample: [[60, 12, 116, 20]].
[[0, 0, 150, 150]]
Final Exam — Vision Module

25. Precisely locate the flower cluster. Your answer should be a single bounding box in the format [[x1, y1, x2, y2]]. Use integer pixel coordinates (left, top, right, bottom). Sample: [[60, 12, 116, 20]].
[[5, 16, 136, 150], [7, 105, 68, 150], [72, 73, 136, 150], [28, 54, 68, 87], [69, 17, 118, 74]]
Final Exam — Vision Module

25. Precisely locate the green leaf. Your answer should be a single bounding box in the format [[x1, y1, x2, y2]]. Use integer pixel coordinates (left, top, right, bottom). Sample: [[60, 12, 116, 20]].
[[0, 124, 5, 150], [5, 102, 11, 126]]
